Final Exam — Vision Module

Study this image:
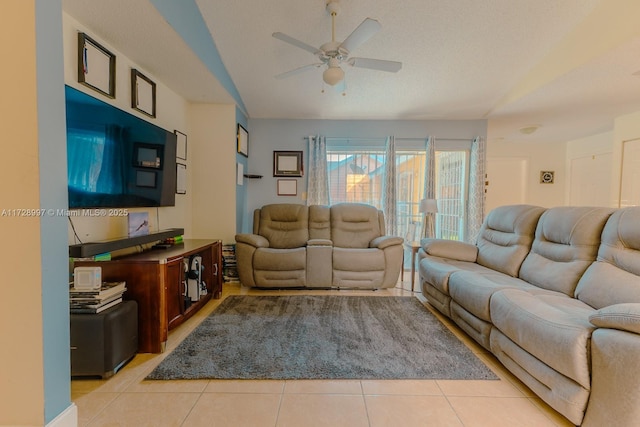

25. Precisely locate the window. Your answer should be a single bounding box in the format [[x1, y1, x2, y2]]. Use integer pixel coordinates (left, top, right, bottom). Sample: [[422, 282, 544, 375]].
[[327, 150, 384, 208], [327, 141, 469, 243]]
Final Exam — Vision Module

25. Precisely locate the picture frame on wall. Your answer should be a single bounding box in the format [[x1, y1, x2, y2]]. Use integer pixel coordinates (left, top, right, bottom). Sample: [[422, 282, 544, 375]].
[[237, 124, 249, 157], [277, 179, 297, 196], [176, 163, 187, 194], [175, 130, 187, 160], [77, 32, 116, 98], [131, 69, 156, 118], [273, 151, 303, 177]]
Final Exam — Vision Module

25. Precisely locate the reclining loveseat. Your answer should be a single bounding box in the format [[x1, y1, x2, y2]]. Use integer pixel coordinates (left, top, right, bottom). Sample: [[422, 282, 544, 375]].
[[235, 203, 403, 289], [419, 204, 640, 426]]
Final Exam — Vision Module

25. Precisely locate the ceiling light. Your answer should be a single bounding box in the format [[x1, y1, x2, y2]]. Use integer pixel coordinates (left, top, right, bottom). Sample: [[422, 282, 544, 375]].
[[323, 58, 344, 86], [519, 125, 540, 135]]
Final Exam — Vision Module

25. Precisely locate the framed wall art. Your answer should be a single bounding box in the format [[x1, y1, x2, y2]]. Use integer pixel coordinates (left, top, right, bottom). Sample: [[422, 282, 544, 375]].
[[131, 69, 156, 118], [273, 151, 303, 177], [77, 32, 116, 98], [237, 124, 249, 157], [176, 163, 187, 194], [277, 179, 297, 196], [175, 130, 187, 160]]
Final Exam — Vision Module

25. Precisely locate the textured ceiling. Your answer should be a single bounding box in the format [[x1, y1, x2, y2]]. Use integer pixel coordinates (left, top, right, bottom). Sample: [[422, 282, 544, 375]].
[[63, 0, 640, 142]]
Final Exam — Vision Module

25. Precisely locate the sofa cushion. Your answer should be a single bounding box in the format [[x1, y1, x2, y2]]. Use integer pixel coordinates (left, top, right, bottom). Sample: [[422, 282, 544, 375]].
[[258, 204, 309, 249], [449, 270, 555, 322], [330, 203, 382, 248], [575, 206, 640, 309], [490, 289, 596, 389], [421, 257, 502, 296], [475, 204, 546, 277], [519, 206, 613, 296]]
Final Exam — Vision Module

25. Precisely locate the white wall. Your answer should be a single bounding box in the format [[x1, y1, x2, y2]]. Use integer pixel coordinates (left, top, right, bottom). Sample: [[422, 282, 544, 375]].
[[486, 139, 566, 207], [565, 131, 613, 206], [189, 103, 237, 243], [613, 110, 640, 206], [62, 13, 192, 243]]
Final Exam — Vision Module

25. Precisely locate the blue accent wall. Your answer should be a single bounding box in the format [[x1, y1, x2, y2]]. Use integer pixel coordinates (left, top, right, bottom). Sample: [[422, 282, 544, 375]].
[[36, 0, 71, 422], [236, 106, 249, 234], [149, 0, 247, 115]]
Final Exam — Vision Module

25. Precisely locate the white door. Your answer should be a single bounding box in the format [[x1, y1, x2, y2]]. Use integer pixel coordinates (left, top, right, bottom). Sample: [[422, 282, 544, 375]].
[[569, 153, 612, 207], [620, 139, 640, 207], [485, 157, 528, 213]]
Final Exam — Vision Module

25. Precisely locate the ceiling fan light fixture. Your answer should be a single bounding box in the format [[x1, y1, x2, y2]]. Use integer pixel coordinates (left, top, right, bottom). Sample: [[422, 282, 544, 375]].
[[323, 65, 344, 86], [519, 125, 541, 135]]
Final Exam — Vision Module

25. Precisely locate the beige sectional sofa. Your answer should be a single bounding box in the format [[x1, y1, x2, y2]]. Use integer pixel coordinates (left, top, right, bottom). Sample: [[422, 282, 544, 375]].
[[235, 203, 403, 289], [419, 204, 640, 426]]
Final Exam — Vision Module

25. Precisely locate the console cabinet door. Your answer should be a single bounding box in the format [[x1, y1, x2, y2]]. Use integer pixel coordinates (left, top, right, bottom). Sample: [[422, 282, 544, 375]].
[[166, 257, 184, 330]]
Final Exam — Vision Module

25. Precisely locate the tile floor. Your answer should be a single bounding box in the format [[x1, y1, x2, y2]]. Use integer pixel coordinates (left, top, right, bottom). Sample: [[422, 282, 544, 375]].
[[71, 279, 575, 427]]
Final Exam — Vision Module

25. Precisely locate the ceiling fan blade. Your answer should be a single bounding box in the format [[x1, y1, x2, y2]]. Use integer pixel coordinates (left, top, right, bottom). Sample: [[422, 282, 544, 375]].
[[339, 18, 381, 53], [275, 63, 323, 80], [272, 32, 320, 55], [348, 57, 402, 73]]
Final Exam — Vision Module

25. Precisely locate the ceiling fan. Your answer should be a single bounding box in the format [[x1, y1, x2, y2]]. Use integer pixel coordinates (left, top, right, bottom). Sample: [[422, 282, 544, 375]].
[[272, 0, 402, 86]]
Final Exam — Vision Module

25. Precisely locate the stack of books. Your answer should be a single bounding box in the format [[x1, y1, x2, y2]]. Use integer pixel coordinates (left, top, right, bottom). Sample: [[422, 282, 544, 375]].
[[163, 235, 184, 245], [71, 252, 111, 263], [69, 281, 127, 314], [222, 244, 239, 283]]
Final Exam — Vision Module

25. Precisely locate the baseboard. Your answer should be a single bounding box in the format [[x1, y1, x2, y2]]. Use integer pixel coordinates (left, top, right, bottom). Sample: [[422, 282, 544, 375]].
[[46, 403, 77, 427]]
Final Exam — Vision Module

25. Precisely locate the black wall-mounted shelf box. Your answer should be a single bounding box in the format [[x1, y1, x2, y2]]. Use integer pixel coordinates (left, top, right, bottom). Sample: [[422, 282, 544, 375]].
[[69, 228, 184, 258]]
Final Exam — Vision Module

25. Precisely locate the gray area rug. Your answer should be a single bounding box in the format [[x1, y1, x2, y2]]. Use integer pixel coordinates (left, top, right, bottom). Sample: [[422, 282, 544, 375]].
[[147, 295, 498, 380]]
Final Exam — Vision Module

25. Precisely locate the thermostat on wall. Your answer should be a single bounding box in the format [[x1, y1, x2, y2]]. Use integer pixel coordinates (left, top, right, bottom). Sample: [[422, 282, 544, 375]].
[[540, 171, 555, 184], [73, 266, 102, 290]]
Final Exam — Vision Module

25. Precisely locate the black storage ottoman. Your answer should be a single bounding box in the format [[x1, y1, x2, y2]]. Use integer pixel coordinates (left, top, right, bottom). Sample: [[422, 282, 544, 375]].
[[70, 300, 138, 378]]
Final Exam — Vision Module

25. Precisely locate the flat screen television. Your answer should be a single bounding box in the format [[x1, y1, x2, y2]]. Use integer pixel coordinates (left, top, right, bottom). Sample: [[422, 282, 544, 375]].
[[65, 85, 177, 208]]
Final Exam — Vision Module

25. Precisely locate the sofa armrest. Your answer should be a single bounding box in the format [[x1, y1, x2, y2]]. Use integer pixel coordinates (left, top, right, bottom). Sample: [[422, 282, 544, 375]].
[[420, 238, 478, 262], [582, 328, 640, 426], [235, 233, 269, 248], [589, 303, 640, 334], [370, 236, 403, 249], [308, 238, 332, 246]]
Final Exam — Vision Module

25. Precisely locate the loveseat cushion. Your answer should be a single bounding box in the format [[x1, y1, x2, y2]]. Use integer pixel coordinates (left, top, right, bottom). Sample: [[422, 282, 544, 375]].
[[475, 204, 546, 277], [518, 206, 613, 296], [257, 204, 309, 249], [330, 203, 382, 248], [575, 206, 640, 309], [490, 289, 596, 389], [332, 247, 385, 287], [253, 247, 306, 287]]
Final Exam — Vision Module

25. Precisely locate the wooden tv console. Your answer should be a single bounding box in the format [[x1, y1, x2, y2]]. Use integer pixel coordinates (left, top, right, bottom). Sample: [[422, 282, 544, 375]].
[[75, 239, 222, 353]]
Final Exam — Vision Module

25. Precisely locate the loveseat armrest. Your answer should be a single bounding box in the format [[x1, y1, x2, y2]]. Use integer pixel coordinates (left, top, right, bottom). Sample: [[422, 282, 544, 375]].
[[420, 238, 478, 262], [235, 233, 269, 248], [588, 303, 640, 334], [308, 238, 333, 246], [370, 236, 403, 249]]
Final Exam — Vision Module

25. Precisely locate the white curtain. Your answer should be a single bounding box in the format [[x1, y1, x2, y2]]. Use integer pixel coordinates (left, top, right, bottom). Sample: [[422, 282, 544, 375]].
[[421, 136, 436, 238], [467, 136, 486, 243], [306, 135, 330, 205], [382, 136, 398, 236]]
